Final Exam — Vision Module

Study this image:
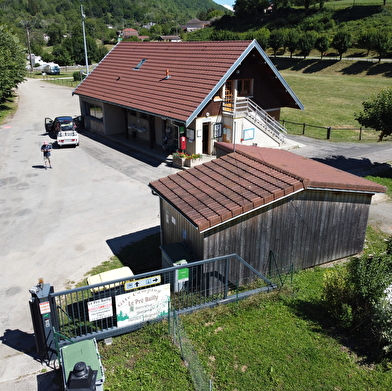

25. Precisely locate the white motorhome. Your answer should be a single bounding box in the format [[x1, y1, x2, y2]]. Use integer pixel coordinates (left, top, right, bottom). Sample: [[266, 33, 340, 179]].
[[44, 63, 60, 75]]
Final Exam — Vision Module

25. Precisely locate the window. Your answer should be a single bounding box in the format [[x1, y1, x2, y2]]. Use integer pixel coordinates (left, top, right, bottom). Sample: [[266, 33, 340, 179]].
[[86, 103, 103, 120], [237, 79, 252, 96], [133, 58, 147, 70], [213, 123, 223, 138]]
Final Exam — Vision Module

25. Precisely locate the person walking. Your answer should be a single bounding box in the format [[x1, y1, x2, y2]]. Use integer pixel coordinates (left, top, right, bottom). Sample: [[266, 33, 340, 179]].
[[41, 141, 52, 169]]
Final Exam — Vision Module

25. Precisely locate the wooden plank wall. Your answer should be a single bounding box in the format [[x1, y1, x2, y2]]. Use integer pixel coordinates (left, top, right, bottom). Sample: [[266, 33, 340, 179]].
[[160, 199, 204, 260], [202, 189, 372, 279]]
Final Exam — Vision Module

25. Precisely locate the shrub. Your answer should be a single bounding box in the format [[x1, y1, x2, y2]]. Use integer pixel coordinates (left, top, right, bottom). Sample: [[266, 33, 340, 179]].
[[73, 71, 82, 82], [322, 265, 352, 327], [323, 237, 392, 358]]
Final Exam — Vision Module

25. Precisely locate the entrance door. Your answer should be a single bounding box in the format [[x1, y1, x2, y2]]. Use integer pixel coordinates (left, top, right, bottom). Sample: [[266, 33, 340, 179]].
[[202, 123, 209, 154]]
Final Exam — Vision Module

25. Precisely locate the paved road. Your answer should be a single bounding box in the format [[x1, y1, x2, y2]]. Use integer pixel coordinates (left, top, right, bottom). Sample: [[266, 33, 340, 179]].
[[0, 79, 176, 390], [1, 79, 392, 390]]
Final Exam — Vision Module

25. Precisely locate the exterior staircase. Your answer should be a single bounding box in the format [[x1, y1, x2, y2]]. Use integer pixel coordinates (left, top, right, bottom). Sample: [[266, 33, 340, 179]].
[[234, 98, 287, 145]]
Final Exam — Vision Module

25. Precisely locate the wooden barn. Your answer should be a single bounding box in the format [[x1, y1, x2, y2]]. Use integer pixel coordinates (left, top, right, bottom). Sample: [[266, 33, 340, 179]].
[[149, 143, 386, 280]]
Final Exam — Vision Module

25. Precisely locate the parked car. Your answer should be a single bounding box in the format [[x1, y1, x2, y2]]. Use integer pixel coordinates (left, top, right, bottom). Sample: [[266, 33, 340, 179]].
[[57, 129, 79, 147], [45, 116, 77, 135], [45, 116, 80, 147]]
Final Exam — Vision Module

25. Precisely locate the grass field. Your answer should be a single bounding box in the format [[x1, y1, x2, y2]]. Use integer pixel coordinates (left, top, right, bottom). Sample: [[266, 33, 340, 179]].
[[277, 58, 392, 141]]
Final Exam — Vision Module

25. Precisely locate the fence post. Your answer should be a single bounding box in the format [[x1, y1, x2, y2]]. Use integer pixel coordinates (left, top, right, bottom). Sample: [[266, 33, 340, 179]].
[[302, 123, 306, 135], [326, 126, 331, 140], [359, 127, 362, 141], [224, 258, 229, 299]]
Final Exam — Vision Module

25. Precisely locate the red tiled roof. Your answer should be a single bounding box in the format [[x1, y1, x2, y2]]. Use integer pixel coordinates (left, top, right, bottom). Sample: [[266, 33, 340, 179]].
[[73, 40, 302, 126], [216, 143, 387, 193], [74, 41, 251, 123], [149, 145, 386, 232]]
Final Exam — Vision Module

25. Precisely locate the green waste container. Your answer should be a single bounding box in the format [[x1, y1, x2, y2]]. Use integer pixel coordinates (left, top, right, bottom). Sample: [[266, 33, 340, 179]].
[[60, 338, 105, 391]]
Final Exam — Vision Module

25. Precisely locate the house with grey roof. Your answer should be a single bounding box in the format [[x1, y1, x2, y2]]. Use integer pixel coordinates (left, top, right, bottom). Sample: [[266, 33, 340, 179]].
[[184, 18, 209, 32], [73, 40, 303, 156], [149, 143, 386, 278]]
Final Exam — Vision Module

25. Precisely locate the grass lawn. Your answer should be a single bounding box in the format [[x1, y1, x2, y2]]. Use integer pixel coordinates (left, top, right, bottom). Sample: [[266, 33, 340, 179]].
[[0, 93, 18, 124], [277, 58, 392, 141]]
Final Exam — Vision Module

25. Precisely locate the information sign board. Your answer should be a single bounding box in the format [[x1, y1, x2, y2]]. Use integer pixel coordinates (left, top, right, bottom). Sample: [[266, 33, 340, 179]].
[[116, 284, 170, 327]]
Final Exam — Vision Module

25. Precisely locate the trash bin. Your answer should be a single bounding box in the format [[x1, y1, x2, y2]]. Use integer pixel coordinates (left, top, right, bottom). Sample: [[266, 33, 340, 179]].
[[60, 338, 105, 391]]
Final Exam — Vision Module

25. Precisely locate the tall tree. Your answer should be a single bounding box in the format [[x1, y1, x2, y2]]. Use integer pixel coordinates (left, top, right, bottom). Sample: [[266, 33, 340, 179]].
[[355, 88, 392, 141], [0, 25, 26, 101]]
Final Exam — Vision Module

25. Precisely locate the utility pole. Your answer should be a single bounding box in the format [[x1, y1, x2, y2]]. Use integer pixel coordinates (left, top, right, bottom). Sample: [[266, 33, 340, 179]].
[[22, 20, 33, 71], [80, 0, 89, 75]]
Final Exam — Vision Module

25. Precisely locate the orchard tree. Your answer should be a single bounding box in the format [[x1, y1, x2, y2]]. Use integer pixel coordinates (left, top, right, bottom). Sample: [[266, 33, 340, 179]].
[[371, 29, 392, 62], [358, 29, 376, 56], [269, 29, 286, 57], [254, 28, 270, 50], [355, 88, 392, 141], [315, 35, 329, 59], [286, 29, 299, 58], [297, 30, 317, 58], [0, 25, 26, 101], [331, 31, 351, 60]]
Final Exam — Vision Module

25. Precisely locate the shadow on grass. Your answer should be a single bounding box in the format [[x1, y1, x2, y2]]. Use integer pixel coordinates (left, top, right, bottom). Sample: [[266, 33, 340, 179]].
[[107, 227, 162, 274], [286, 298, 380, 364], [312, 155, 392, 177], [340, 61, 392, 77], [302, 59, 339, 74], [333, 5, 382, 24]]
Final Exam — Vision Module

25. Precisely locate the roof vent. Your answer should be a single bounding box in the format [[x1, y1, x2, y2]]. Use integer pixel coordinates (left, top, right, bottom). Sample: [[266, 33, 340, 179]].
[[133, 58, 147, 70]]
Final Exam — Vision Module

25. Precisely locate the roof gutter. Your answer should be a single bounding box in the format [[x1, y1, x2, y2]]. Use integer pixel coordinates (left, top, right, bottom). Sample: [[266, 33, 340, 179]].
[[306, 186, 381, 195]]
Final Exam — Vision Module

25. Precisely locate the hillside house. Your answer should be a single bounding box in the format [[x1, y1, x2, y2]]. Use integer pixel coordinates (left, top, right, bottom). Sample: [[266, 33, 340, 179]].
[[184, 18, 209, 32], [121, 28, 138, 39], [73, 40, 303, 157], [149, 143, 386, 280]]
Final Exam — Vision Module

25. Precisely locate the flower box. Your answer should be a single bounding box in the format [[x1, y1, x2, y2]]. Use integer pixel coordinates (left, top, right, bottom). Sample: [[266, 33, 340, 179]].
[[173, 156, 186, 168]]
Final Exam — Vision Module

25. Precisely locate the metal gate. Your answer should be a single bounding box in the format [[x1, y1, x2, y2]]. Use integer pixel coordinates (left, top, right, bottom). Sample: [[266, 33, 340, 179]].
[[30, 254, 276, 357]]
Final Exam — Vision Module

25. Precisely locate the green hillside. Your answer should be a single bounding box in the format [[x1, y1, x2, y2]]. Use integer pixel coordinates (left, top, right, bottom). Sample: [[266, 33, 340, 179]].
[[0, 0, 228, 47], [211, 0, 392, 42]]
